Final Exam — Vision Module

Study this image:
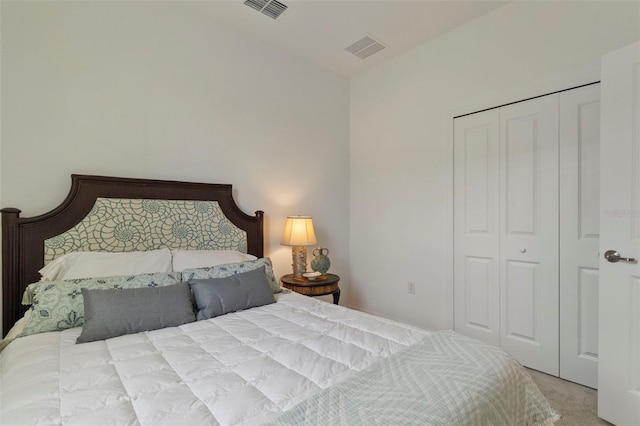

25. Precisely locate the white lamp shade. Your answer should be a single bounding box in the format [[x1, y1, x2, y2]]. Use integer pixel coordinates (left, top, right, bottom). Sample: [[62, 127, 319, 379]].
[[281, 216, 317, 246]]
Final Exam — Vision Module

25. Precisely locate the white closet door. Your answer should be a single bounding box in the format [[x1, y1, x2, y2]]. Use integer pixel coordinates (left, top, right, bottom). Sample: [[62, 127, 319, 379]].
[[598, 41, 640, 426], [454, 109, 500, 346], [499, 94, 559, 376], [559, 84, 600, 388]]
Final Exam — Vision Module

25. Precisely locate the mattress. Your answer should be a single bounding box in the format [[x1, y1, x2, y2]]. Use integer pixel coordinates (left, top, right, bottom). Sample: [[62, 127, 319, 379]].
[[0, 291, 557, 425]]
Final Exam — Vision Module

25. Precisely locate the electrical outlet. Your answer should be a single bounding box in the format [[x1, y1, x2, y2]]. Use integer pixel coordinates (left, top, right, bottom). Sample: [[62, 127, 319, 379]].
[[408, 281, 416, 295]]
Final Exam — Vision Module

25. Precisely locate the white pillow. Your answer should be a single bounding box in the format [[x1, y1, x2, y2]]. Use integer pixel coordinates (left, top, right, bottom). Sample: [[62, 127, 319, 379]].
[[5, 309, 31, 340], [38, 248, 173, 281], [171, 250, 257, 272]]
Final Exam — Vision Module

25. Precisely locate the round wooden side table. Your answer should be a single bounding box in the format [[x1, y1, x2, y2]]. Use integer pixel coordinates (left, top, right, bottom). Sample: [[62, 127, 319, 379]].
[[280, 273, 340, 305]]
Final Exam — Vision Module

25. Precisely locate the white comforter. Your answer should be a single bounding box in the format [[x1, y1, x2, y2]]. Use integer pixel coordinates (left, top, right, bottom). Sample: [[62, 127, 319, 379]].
[[1, 291, 428, 425]]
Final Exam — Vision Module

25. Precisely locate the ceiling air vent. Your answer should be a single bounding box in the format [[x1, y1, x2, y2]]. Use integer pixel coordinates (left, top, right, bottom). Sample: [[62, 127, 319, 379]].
[[244, 0, 288, 19], [345, 35, 387, 60]]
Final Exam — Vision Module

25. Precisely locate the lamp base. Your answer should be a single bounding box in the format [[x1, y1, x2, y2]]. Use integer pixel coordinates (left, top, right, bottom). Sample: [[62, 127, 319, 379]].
[[291, 246, 307, 279]]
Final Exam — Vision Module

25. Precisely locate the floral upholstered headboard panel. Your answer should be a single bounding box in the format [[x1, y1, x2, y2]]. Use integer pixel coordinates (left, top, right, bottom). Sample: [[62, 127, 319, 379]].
[[44, 198, 248, 264]]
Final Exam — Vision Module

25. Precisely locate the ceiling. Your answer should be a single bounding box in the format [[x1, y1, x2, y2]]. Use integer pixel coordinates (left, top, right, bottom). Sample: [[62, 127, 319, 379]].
[[186, 0, 509, 77]]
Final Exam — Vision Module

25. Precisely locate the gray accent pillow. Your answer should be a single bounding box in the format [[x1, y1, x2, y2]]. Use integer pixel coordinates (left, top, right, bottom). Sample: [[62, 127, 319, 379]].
[[189, 266, 276, 320], [182, 257, 281, 293], [20, 272, 182, 337], [77, 282, 196, 343]]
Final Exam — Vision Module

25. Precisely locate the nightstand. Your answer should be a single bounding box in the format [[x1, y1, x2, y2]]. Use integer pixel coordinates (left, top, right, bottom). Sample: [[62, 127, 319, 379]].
[[280, 273, 340, 305]]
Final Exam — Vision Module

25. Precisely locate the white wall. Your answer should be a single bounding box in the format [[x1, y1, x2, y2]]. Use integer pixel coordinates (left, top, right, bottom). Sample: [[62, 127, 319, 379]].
[[349, 1, 640, 329], [0, 1, 350, 316]]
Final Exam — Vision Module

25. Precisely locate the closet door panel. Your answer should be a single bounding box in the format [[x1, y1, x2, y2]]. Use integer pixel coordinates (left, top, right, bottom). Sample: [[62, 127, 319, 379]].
[[505, 117, 537, 235], [505, 260, 538, 340], [559, 84, 600, 388], [454, 110, 500, 346], [499, 94, 559, 375], [464, 256, 493, 329]]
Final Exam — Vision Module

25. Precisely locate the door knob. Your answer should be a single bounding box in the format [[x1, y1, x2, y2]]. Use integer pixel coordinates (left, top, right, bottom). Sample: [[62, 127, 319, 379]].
[[604, 250, 637, 263]]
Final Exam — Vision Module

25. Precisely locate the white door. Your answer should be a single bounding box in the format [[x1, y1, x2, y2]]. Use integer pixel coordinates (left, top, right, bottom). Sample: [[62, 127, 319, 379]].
[[499, 94, 559, 376], [598, 41, 640, 425], [559, 84, 601, 389], [454, 109, 500, 346]]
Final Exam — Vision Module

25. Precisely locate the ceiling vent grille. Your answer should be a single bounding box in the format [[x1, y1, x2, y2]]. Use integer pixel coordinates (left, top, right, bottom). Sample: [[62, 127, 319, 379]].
[[244, 0, 288, 19], [345, 35, 387, 60]]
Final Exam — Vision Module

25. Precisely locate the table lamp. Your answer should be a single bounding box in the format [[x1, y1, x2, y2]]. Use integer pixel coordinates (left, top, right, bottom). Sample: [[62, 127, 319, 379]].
[[281, 216, 317, 279]]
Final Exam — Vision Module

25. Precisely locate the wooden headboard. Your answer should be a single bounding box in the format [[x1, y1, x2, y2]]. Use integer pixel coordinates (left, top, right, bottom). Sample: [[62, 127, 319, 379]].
[[1, 175, 264, 337]]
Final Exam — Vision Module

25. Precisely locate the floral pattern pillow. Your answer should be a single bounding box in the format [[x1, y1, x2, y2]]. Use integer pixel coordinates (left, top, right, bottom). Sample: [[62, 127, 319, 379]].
[[20, 272, 182, 337], [182, 258, 280, 293]]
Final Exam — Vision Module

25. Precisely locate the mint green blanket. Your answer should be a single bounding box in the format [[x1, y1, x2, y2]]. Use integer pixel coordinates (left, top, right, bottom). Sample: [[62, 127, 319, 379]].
[[269, 330, 559, 425]]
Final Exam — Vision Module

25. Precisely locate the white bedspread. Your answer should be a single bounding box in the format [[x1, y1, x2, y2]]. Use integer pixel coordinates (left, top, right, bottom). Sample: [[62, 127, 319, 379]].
[[1, 291, 429, 425]]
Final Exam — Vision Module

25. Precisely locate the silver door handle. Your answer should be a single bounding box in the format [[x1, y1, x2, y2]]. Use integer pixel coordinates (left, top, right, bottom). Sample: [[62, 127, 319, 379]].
[[604, 250, 637, 263]]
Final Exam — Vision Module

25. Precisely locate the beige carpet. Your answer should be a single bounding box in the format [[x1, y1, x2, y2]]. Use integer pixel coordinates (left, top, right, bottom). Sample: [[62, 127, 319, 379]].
[[526, 368, 611, 425]]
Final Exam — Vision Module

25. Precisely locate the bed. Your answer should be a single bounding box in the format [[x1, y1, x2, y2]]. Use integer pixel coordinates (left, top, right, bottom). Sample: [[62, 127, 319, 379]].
[[0, 175, 559, 425]]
